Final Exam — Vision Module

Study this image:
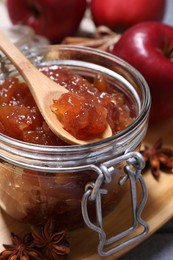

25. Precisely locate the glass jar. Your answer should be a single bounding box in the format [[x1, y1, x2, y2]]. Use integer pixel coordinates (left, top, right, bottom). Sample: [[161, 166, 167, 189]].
[[0, 24, 49, 47], [0, 45, 151, 256]]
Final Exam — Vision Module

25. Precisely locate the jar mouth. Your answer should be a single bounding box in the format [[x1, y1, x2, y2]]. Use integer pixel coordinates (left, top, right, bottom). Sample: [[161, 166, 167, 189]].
[[0, 45, 151, 152]]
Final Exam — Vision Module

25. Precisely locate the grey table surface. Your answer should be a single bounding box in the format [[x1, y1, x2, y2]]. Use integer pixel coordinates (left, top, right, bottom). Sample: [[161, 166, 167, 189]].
[[119, 219, 173, 260], [119, 1, 173, 259]]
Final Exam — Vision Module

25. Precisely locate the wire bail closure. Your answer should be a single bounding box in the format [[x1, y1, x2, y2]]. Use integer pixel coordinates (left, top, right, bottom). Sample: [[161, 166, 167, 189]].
[[81, 151, 149, 257]]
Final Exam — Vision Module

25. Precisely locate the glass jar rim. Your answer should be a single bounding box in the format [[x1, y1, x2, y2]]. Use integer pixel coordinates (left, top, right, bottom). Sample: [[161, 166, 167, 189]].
[[0, 45, 151, 152]]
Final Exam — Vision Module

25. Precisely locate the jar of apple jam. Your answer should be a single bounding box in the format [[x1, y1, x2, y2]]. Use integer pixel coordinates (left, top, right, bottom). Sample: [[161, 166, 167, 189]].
[[0, 45, 151, 256]]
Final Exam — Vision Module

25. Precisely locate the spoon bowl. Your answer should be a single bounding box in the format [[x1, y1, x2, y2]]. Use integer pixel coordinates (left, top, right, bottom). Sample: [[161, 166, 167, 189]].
[[0, 31, 112, 145]]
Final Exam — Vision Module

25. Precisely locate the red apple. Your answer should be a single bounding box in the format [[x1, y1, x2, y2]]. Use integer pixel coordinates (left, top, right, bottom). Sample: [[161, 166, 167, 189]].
[[6, 0, 87, 43], [90, 0, 166, 32], [112, 22, 173, 123]]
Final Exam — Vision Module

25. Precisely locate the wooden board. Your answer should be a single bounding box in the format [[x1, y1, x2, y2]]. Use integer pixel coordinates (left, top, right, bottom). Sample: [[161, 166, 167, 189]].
[[1, 118, 173, 259]]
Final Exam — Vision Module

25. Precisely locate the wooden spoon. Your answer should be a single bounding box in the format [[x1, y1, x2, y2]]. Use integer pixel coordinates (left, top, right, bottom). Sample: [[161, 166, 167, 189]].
[[0, 31, 112, 145]]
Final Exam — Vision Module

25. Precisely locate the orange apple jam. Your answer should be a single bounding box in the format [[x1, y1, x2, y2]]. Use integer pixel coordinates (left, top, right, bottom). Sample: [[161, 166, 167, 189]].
[[0, 59, 146, 230], [51, 92, 108, 139], [0, 65, 136, 144]]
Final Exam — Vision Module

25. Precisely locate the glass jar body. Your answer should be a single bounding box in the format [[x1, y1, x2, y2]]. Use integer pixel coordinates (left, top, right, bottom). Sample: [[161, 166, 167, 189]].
[[0, 45, 151, 229], [0, 159, 127, 229]]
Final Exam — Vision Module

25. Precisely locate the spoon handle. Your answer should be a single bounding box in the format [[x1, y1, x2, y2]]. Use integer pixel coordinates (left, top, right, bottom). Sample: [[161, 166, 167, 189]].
[[0, 30, 66, 102], [0, 30, 37, 77]]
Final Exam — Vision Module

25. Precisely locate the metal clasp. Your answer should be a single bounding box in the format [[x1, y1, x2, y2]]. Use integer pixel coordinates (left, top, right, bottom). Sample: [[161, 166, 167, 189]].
[[81, 151, 149, 257]]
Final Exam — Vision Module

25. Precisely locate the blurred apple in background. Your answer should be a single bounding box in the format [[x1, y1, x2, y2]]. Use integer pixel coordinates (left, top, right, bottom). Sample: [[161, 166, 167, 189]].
[[6, 0, 87, 43], [90, 0, 166, 32], [112, 22, 173, 123]]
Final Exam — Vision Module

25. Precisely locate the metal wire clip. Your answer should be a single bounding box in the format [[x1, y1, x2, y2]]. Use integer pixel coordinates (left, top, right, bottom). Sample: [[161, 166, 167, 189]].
[[81, 151, 149, 257]]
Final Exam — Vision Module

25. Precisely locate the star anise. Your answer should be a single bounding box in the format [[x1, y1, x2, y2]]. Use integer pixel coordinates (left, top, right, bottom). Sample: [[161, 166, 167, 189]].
[[140, 138, 173, 180], [31, 219, 70, 260], [0, 232, 43, 260]]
